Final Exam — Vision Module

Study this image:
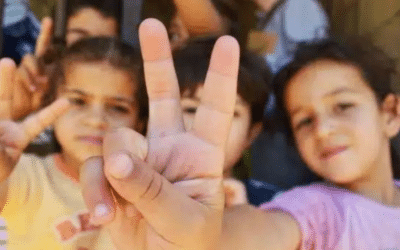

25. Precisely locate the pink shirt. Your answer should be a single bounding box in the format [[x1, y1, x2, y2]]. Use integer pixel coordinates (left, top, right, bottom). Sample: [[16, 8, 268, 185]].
[[260, 182, 400, 250]]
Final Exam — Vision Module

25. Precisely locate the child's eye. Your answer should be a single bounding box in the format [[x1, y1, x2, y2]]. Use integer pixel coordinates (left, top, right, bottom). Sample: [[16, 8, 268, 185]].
[[183, 107, 197, 114], [110, 105, 130, 114], [294, 117, 314, 131], [334, 103, 355, 113], [69, 97, 86, 106]]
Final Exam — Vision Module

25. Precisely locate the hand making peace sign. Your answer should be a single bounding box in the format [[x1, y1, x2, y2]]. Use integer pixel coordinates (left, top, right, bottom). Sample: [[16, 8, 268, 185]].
[[80, 18, 240, 249], [7, 17, 54, 120], [0, 58, 69, 206]]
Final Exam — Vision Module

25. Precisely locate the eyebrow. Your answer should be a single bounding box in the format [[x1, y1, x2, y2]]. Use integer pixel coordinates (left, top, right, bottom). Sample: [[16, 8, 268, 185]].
[[183, 95, 246, 105], [323, 87, 359, 97], [65, 89, 135, 104], [289, 87, 359, 116], [67, 28, 89, 36]]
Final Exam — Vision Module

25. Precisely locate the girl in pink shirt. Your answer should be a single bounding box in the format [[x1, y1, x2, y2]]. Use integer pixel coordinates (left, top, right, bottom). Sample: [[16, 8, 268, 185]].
[[222, 38, 400, 250]]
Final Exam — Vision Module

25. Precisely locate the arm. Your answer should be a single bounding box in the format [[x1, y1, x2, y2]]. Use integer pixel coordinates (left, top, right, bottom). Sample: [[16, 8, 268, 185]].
[[222, 204, 301, 250], [173, 0, 228, 36]]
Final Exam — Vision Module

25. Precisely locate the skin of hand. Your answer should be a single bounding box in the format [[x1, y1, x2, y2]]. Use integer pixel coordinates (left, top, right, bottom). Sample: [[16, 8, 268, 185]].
[[252, 0, 279, 11], [0, 58, 70, 206], [80, 18, 240, 250], [11, 17, 53, 120]]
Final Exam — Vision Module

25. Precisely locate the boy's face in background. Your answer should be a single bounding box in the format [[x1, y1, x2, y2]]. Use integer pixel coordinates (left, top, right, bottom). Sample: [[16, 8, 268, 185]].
[[54, 62, 140, 164], [285, 60, 394, 185], [66, 8, 118, 46], [181, 86, 254, 176]]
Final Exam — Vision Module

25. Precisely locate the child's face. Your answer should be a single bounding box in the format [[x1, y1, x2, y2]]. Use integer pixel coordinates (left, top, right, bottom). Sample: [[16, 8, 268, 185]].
[[285, 60, 394, 184], [54, 62, 140, 163], [66, 8, 118, 46], [181, 86, 253, 174]]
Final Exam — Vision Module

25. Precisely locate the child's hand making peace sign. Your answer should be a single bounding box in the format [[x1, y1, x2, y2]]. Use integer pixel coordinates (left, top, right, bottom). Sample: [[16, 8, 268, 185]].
[[80, 18, 240, 249], [0, 58, 69, 208], [5, 17, 53, 120]]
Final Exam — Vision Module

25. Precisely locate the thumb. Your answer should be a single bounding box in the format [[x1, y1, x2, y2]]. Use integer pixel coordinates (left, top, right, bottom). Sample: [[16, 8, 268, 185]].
[[104, 152, 209, 242]]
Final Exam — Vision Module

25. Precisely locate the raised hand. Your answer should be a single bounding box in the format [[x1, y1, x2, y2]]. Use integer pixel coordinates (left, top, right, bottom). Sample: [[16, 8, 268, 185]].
[[0, 58, 69, 181], [80, 18, 239, 249], [10, 17, 53, 120]]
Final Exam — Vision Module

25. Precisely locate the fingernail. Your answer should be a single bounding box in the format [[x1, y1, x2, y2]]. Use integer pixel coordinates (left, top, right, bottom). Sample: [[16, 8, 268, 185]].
[[107, 154, 133, 179], [29, 85, 36, 92], [90, 204, 111, 225], [94, 204, 110, 218]]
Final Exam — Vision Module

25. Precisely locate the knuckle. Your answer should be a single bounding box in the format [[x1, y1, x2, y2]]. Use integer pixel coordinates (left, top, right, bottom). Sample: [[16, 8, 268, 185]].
[[139, 171, 163, 202]]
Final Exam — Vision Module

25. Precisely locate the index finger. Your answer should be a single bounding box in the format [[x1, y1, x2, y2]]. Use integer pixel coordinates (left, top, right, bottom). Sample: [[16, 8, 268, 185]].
[[35, 17, 53, 57], [191, 36, 240, 147], [20, 98, 70, 147], [139, 19, 184, 138], [0, 58, 16, 119]]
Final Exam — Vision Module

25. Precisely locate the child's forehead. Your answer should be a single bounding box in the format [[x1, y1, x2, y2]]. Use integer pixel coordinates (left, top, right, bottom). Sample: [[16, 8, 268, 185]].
[[285, 60, 374, 107], [288, 60, 370, 94], [63, 62, 137, 97]]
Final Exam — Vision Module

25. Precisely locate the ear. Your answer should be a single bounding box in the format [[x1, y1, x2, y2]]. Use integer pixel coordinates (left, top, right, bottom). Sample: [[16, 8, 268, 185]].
[[244, 122, 263, 149], [381, 94, 400, 138]]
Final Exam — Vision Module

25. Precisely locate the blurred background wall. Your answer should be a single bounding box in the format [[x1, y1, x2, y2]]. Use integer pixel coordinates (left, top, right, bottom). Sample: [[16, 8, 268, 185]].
[[27, 0, 400, 91], [321, 0, 400, 91]]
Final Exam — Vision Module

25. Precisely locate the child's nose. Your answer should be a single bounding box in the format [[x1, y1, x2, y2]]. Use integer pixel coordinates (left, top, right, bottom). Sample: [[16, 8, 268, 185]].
[[83, 106, 108, 129], [315, 115, 335, 139], [183, 117, 194, 131]]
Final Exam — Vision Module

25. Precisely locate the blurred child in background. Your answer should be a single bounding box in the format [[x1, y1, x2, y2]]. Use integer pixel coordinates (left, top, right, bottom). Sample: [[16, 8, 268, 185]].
[[172, 38, 275, 206], [0, 37, 147, 249], [11, 0, 121, 122]]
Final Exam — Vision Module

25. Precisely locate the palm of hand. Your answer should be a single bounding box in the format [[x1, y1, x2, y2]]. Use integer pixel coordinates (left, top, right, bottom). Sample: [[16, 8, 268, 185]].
[[103, 132, 225, 249], [148, 133, 224, 181], [12, 72, 45, 120]]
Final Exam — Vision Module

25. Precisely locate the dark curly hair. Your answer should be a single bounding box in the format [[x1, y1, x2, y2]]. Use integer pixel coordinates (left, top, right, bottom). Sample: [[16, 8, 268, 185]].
[[67, 0, 122, 34], [172, 36, 272, 126]]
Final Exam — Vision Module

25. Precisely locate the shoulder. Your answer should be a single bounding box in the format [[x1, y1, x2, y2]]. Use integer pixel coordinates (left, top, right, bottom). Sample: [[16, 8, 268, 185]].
[[259, 183, 346, 223], [260, 183, 347, 248], [11, 154, 55, 184], [2, 154, 55, 216], [15, 153, 54, 172], [262, 183, 340, 208]]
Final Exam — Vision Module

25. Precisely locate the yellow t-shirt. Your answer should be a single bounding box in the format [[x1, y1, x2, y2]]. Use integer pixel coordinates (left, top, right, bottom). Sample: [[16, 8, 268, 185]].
[[1, 154, 116, 250]]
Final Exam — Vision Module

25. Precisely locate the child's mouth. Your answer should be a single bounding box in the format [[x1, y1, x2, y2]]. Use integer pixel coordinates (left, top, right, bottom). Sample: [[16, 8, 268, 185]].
[[320, 146, 348, 160], [79, 136, 103, 145]]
